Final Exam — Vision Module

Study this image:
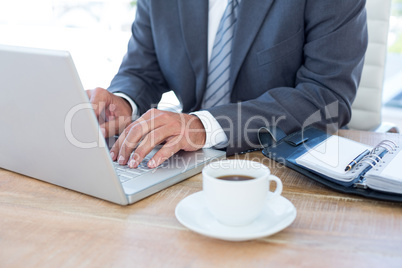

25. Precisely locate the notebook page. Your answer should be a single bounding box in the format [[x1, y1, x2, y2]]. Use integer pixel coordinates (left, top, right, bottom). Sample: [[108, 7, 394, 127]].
[[295, 135, 372, 181], [378, 148, 402, 181], [364, 147, 402, 194]]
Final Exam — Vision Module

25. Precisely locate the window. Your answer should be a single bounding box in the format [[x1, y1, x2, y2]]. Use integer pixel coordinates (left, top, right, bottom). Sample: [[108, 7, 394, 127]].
[[0, 0, 136, 89], [383, 0, 402, 130], [385, 0, 402, 108]]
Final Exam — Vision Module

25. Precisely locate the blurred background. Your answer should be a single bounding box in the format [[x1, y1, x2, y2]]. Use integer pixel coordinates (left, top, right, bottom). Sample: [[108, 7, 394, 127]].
[[0, 0, 401, 126], [0, 0, 136, 89]]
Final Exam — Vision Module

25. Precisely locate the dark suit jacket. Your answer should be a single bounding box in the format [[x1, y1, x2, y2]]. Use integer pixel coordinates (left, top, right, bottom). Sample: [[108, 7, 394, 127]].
[[108, 0, 368, 155]]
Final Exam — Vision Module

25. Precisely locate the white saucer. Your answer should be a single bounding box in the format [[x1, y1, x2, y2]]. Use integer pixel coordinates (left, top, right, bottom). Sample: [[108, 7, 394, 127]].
[[175, 191, 297, 241]]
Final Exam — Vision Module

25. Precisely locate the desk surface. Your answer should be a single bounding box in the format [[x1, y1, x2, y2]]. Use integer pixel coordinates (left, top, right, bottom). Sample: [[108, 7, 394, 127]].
[[1, 130, 402, 267]]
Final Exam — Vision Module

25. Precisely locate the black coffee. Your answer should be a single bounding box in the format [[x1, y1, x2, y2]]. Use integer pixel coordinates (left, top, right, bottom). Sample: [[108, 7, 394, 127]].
[[217, 175, 255, 181]]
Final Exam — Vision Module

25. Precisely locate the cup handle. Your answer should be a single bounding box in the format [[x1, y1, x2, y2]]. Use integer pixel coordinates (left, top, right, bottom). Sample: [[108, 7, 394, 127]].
[[268, 175, 283, 198]]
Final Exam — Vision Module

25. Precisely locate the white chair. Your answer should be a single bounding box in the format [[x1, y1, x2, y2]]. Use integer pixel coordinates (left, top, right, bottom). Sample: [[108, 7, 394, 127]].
[[348, 0, 399, 133]]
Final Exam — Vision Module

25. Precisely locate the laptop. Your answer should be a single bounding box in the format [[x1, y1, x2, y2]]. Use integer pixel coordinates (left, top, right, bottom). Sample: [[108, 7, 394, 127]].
[[0, 45, 226, 205]]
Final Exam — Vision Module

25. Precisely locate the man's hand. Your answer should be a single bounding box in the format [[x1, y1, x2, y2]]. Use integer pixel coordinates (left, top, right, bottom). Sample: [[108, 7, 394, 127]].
[[109, 108, 206, 169], [86, 87, 132, 137]]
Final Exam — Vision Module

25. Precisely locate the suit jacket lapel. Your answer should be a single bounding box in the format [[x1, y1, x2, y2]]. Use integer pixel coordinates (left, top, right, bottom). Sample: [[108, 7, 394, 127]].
[[178, 0, 208, 109], [230, 0, 275, 92]]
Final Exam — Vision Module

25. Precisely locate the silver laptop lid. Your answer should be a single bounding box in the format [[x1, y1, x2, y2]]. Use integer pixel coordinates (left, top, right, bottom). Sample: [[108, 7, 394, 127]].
[[0, 45, 129, 204]]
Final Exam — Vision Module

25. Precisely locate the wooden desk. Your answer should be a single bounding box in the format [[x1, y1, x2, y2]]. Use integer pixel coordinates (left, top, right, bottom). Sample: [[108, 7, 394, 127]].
[[1, 130, 401, 267]]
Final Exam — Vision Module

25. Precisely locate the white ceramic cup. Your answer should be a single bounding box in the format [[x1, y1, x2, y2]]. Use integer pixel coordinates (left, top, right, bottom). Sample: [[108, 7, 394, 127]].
[[202, 159, 283, 226]]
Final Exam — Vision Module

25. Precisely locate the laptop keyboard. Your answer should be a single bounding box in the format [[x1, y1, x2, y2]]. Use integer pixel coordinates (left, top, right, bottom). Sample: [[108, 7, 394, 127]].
[[112, 157, 168, 183]]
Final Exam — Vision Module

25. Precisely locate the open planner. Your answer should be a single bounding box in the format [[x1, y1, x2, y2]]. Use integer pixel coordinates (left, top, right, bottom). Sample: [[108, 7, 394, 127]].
[[258, 127, 402, 202]]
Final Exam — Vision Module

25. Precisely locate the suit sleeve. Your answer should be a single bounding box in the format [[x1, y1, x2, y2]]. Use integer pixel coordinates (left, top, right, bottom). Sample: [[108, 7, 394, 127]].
[[206, 0, 368, 155], [107, 0, 169, 115]]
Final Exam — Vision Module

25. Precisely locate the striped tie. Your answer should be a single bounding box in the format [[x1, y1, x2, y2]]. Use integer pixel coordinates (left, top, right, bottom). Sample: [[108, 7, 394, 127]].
[[202, 0, 239, 109]]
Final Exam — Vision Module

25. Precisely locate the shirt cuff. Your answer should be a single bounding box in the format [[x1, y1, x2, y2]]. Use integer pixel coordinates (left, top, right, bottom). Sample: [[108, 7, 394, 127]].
[[113, 92, 139, 121], [191, 110, 229, 149]]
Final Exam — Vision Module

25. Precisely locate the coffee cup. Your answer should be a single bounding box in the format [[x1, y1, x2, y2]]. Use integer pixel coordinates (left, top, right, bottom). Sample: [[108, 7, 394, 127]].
[[202, 159, 282, 226]]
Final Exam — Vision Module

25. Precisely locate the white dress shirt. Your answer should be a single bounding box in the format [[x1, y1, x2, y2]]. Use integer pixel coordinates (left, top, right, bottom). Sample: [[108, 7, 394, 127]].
[[116, 0, 229, 148]]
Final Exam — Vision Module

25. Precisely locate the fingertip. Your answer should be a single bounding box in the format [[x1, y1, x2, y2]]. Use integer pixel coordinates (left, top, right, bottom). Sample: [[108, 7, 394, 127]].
[[148, 159, 157, 169], [118, 155, 125, 165], [128, 159, 137, 169]]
